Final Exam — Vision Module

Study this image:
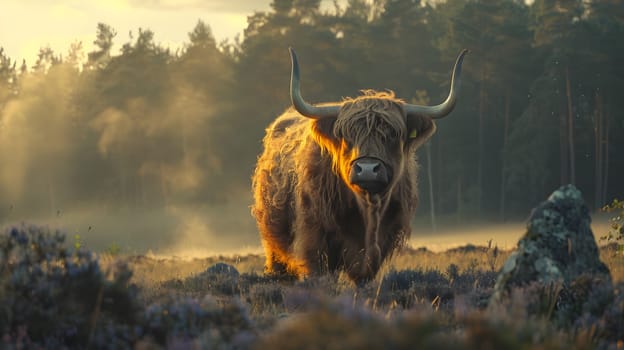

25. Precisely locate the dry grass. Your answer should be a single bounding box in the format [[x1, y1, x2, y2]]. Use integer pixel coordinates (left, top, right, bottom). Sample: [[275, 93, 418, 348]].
[[111, 242, 623, 349], [4, 223, 622, 348], [114, 242, 623, 289]]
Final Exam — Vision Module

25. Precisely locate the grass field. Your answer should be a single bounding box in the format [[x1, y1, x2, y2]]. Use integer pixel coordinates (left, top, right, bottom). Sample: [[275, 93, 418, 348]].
[[1, 221, 622, 348], [101, 239, 623, 349]]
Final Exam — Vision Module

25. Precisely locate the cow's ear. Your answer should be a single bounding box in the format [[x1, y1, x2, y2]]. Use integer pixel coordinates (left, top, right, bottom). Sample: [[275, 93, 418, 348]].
[[311, 117, 338, 144], [406, 114, 436, 149]]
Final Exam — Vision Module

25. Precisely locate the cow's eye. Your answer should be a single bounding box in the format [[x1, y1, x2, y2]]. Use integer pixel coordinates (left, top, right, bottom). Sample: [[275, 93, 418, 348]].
[[385, 130, 399, 142]]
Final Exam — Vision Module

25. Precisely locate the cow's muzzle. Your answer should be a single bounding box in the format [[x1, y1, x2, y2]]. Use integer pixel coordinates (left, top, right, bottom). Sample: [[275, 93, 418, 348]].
[[349, 157, 390, 194]]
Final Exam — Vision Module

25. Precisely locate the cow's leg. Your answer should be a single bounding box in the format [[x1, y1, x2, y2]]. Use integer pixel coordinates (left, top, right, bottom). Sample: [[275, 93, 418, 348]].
[[344, 247, 379, 286], [291, 217, 329, 278], [343, 198, 392, 285], [263, 246, 288, 276], [255, 203, 295, 278], [301, 242, 329, 276], [348, 202, 383, 283], [292, 186, 341, 277]]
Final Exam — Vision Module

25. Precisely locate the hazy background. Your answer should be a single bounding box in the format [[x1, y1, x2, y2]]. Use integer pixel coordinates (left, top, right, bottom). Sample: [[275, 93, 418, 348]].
[[0, 0, 622, 255]]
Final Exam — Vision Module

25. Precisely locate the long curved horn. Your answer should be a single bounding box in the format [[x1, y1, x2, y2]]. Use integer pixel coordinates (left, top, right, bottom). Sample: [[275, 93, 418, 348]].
[[289, 47, 340, 119], [404, 49, 469, 119]]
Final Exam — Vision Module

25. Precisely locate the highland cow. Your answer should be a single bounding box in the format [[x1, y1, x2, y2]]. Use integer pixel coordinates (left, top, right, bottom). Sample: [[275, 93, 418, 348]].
[[252, 48, 468, 284]]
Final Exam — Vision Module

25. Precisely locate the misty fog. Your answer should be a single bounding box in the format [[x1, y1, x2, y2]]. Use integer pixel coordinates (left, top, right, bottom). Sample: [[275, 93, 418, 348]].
[[1, 0, 622, 256], [0, 27, 258, 255]]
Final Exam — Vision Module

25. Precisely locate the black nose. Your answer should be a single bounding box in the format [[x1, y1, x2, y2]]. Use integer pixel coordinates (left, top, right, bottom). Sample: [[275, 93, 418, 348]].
[[349, 158, 389, 194]]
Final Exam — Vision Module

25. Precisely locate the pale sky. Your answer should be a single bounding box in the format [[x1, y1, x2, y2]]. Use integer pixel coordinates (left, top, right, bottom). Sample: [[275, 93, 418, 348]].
[[0, 0, 529, 66], [0, 0, 275, 65]]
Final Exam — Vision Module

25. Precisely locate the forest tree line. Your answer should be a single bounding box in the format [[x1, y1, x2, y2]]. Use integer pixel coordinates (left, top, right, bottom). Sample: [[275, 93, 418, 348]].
[[0, 0, 622, 224]]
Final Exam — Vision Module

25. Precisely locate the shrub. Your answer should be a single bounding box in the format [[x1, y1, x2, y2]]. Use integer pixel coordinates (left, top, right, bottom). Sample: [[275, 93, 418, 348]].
[[0, 225, 140, 348], [142, 294, 255, 347]]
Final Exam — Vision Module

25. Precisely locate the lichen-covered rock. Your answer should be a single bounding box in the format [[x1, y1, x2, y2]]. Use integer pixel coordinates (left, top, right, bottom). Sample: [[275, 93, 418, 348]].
[[205, 262, 240, 278], [490, 185, 613, 325]]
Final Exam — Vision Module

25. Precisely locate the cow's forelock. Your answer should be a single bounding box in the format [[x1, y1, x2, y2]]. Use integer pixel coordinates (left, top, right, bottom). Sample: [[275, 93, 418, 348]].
[[308, 91, 410, 195], [335, 91, 407, 145], [341, 100, 404, 142]]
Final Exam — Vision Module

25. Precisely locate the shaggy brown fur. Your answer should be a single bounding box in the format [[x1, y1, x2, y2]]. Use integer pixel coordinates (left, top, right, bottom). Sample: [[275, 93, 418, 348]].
[[252, 90, 436, 284]]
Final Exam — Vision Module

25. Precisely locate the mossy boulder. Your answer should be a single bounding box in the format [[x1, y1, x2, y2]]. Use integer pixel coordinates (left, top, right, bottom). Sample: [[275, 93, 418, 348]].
[[205, 262, 240, 277], [490, 185, 613, 325]]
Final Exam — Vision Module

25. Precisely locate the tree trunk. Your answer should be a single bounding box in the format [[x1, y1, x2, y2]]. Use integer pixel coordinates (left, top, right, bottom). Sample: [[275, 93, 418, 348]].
[[477, 68, 486, 219], [140, 175, 147, 207], [565, 65, 575, 185], [499, 88, 510, 221], [426, 142, 436, 232], [456, 175, 462, 225], [435, 135, 441, 219], [594, 91, 603, 210], [48, 177, 56, 218], [559, 108, 569, 185], [603, 99, 610, 205]]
